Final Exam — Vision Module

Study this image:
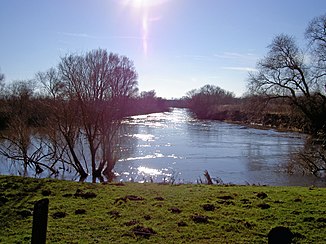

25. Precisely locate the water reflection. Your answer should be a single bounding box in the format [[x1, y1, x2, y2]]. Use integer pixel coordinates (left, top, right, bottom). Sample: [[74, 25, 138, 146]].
[[115, 108, 324, 186], [0, 108, 325, 186]]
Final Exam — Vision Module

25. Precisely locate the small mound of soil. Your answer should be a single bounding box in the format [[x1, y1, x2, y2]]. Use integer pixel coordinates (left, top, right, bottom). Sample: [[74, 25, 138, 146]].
[[317, 217, 326, 223], [294, 198, 302, 203], [258, 203, 271, 209], [112, 182, 125, 187], [256, 192, 268, 199], [62, 193, 73, 198], [178, 221, 188, 227], [108, 210, 121, 218], [303, 217, 315, 222], [240, 199, 251, 204], [0, 196, 9, 206], [17, 210, 32, 218], [217, 200, 235, 206], [115, 195, 144, 204], [268, 226, 294, 244], [218, 195, 234, 200], [154, 196, 164, 201], [144, 215, 151, 220], [202, 204, 215, 211], [52, 211, 67, 219], [41, 190, 51, 196], [191, 214, 209, 224], [132, 225, 156, 238], [75, 209, 86, 215], [125, 220, 139, 226], [169, 207, 182, 214], [74, 189, 97, 199]]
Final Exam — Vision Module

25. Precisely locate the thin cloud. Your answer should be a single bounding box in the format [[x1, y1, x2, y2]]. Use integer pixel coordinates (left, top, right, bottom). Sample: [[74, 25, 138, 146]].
[[221, 66, 258, 72], [214, 52, 258, 60], [57, 32, 142, 40]]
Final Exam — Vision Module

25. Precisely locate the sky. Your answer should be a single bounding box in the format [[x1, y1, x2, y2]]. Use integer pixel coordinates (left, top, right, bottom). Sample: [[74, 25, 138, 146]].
[[0, 0, 325, 99]]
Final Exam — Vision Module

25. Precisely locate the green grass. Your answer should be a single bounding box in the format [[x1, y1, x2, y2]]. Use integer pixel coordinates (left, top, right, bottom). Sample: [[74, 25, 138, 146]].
[[0, 176, 325, 243]]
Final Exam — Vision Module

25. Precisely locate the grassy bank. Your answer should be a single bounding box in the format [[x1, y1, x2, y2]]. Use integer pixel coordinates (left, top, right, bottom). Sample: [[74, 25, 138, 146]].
[[0, 176, 325, 243]]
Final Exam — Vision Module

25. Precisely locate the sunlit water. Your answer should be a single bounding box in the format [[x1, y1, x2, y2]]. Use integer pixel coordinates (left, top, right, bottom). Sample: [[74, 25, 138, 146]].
[[115, 108, 324, 186], [1, 108, 325, 186]]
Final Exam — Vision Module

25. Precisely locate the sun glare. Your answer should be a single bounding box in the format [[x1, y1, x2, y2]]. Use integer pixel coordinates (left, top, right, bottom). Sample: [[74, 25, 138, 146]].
[[121, 0, 169, 57], [124, 0, 167, 8]]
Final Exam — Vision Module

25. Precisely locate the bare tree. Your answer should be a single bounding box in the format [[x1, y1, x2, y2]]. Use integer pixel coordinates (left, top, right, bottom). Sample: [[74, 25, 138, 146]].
[[58, 49, 138, 182], [248, 33, 326, 134], [0, 80, 57, 176], [248, 14, 326, 178], [187, 84, 236, 119], [0, 68, 4, 95], [305, 14, 326, 73]]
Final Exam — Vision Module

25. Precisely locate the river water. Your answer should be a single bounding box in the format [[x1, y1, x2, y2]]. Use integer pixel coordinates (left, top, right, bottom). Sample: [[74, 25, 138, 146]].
[[0, 108, 324, 186], [114, 108, 324, 186]]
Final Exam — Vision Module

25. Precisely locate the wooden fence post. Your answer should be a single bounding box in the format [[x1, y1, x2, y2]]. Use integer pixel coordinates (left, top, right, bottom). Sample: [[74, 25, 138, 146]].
[[31, 198, 49, 244]]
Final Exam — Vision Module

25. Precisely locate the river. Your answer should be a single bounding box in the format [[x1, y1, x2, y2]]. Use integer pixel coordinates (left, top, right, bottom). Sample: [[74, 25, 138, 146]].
[[114, 108, 324, 186], [0, 108, 324, 186]]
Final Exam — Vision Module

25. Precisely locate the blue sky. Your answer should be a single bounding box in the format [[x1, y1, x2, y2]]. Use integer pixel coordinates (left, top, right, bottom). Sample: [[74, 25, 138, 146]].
[[0, 0, 325, 98]]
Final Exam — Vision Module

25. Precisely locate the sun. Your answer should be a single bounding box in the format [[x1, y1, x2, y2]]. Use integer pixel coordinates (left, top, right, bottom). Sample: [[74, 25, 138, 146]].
[[123, 0, 168, 8], [132, 0, 150, 8]]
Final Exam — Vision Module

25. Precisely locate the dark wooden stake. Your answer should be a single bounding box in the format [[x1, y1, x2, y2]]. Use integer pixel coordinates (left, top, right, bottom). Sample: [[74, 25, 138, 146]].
[[32, 198, 49, 244]]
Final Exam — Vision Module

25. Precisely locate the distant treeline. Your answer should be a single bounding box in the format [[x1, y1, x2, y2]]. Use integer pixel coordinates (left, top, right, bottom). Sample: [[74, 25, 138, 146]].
[[180, 84, 310, 132]]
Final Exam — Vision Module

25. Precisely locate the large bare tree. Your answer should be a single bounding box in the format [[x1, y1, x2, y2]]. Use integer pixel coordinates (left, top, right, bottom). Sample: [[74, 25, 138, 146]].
[[58, 49, 138, 182], [248, 16, 326, 134]]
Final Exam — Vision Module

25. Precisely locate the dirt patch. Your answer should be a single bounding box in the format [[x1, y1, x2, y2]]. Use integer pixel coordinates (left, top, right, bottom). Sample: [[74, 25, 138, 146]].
[[218, 195, 234, 200], [111, 182, 126, 187], [256, 192, 268, 199], [303, 217, 315, 222], [257, 203, 270, 209], [178, 221, 188, 227], [202, 204, 215, 211], [144, 215, 151, 220], [0, 196, 9, 206], [169, 207, 182, 214], [75, 209, 86, 215], [115, 195, 144, 204], [294, 198, 302, 203], [240, 199, 251, 204], [154, 196, 164, 201], [317, 217, 326, 223], [125, 220, 139, 226], [108, 210, 121, 218], [62, 193, 73, 198], [191, 214, 209, 224], [17, 210, 32, 218], [52, 211, 67, 219], [132, 225, 156, 238], [41, 189, 51, 196], [74, 189, 97, 199]]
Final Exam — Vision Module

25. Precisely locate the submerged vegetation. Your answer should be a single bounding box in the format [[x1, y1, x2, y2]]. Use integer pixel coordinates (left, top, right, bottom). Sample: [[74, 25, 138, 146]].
[[1, 175, 326, 243]]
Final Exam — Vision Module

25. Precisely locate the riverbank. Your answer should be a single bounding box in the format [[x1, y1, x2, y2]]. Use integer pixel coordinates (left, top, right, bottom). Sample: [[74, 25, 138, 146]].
[[1, 176, 325, 243]]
